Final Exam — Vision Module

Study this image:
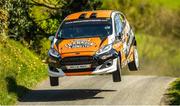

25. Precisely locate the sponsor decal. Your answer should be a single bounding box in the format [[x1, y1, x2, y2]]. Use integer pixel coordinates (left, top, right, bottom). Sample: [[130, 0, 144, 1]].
[[65, 39, 94, 48]]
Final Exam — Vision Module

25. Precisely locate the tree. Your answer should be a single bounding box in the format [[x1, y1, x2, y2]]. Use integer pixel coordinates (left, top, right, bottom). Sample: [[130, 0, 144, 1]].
[[0, 0, 9, 36], [0, 0, 32, 41], [0, 9, 8, 36], [1, 0, 102, 41], [30, 0, 102, 37]]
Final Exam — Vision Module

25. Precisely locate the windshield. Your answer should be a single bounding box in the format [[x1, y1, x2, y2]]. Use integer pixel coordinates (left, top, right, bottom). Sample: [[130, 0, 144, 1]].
[[57, 19, 112, 39]]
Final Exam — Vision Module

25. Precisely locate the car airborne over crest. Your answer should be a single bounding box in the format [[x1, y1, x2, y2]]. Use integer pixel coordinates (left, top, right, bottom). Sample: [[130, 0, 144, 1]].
[[47, 10, 139, 86]]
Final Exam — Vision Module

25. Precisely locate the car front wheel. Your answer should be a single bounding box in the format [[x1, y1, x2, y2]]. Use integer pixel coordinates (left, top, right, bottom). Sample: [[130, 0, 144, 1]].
[[112, 57, 122, 82], [49, 76, 59, 86]]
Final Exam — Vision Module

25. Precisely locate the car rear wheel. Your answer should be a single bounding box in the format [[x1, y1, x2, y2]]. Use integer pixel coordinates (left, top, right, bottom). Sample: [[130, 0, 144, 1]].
[[49, 76, 59, 86], [128, 46, 139, 71], [112, 57, 122, 82]]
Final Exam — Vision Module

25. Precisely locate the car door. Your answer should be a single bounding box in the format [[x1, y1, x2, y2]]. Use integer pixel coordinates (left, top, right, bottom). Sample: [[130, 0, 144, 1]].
[[119, 13, 134, 57], [113, 13, 126, 64]]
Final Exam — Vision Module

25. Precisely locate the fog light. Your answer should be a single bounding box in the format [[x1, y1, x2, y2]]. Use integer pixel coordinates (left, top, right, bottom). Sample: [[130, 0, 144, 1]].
[[48, 58, 58, 63], [106, 61, 113, 67], [100, 60, 113, 69]]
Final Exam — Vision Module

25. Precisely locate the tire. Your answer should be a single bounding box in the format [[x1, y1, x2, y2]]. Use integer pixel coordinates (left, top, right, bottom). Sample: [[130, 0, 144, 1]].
[[49, 76, 59, 86], [112, 57, 122, 82], [128, 46, 139, 71]]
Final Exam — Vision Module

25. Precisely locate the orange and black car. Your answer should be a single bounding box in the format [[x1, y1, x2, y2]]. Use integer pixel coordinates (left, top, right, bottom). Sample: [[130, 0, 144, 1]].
[[47, 10, 139, 86]]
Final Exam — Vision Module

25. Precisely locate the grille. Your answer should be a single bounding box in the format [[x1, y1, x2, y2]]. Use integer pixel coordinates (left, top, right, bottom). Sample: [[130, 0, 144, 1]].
[[61, 56, 94, 65]]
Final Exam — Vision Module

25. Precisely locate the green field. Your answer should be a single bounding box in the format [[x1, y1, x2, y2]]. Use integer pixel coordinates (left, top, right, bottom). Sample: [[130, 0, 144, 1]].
[[102, 0, 180, 10], [149, 0, 180, 9]]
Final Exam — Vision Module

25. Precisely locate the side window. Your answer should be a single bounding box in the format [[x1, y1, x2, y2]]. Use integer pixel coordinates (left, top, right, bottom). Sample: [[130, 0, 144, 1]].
[[119, 14, 126, 26], [114, 14, 123, 36]]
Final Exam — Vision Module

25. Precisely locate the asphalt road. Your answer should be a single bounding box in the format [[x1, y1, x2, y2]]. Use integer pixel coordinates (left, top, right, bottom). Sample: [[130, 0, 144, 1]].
[[18, 75, 175, 105]]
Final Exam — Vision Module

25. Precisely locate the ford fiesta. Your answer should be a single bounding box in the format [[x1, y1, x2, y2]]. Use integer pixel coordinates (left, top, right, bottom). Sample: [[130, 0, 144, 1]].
[[47, 10, 139, 86]]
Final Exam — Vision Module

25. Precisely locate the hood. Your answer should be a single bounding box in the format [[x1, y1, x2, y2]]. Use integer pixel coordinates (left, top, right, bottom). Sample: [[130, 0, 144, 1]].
[[56, 37, 108, 54]]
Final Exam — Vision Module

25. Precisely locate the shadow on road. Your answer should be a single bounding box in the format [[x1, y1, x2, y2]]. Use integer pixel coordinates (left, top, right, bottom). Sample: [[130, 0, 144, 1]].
[[20, 89, 116, 102], [5, 76, 116, 102]]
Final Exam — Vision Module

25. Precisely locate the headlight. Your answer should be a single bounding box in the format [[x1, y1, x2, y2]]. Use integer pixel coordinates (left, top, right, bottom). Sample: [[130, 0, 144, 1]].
[[48, 48, 60, 58], [96, 44, 112, 55]]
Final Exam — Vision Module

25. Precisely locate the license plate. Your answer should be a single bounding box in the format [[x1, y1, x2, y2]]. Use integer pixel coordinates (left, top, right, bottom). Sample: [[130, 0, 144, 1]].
[[66, 64, 91, 69]]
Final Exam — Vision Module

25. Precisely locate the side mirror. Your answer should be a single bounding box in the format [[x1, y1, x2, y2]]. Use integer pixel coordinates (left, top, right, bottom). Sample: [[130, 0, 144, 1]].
[[49, 36, 54, 41]]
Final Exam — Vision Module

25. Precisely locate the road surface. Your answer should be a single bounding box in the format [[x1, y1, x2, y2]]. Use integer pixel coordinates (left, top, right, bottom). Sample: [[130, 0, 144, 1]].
[[18, 75, 175, 105]]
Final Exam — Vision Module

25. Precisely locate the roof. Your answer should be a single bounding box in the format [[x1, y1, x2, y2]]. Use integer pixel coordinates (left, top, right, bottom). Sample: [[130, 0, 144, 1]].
[[65, 10, 113, 21]]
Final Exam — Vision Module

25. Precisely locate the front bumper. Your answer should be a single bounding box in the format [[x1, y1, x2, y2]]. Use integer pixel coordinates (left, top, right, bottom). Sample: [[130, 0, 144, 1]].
[[48, 58, 117, 77], [48, 49, 118, 77]]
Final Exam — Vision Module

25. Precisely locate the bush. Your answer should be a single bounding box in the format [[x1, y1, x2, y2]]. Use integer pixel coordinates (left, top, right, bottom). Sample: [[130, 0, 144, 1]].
[[165, 78, 180, 105], [39, 38, 51, 59]]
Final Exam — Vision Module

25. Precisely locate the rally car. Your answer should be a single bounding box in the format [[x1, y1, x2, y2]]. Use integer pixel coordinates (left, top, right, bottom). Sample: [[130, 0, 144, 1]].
[[47, 10, 139, 86]]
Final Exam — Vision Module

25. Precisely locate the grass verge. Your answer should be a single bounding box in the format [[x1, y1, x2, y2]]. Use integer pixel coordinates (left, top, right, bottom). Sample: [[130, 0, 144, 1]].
[[0, 36, 47, 105], [163, 78, 180, 105]]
